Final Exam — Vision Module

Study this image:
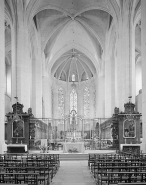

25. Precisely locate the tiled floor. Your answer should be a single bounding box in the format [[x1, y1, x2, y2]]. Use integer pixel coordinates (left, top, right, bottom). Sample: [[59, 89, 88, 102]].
[[51, 161, 96, 185]]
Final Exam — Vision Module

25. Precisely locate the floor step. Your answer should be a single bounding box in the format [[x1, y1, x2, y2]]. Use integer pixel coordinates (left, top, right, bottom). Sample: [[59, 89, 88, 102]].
[[59, 153, 88, 161]]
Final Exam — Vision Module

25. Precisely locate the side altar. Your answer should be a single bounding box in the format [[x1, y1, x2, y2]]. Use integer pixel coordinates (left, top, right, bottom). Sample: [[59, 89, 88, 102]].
[[112, 98, 142, 155], [5, 101, 30, 153], [7, 144, 27, 153]]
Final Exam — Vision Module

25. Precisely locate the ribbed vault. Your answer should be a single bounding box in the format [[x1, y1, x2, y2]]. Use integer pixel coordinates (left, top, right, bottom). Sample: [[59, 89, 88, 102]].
[[25, 0, 121, 82]]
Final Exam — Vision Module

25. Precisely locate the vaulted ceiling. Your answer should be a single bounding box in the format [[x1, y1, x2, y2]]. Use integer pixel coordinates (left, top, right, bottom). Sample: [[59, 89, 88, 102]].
[[7, 0, 124, 82], [6, 0, 141, 82], [30, 0, 116, 82]]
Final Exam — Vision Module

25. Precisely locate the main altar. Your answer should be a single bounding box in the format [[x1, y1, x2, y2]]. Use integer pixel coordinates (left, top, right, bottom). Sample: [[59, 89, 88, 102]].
[[63, 142, 85, 153], [63, 109, 85, 153]]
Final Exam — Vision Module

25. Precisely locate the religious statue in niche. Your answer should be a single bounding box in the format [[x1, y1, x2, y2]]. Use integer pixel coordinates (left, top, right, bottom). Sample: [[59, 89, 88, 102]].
[[28, 107, 34, 117], [123, 119, 136, 138], [12, 120, 24, 138], [114, 107, 119, 115]]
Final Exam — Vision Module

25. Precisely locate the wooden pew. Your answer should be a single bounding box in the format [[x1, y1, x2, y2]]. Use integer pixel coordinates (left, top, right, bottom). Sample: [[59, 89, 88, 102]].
[[118, 183, 146, 185], [96, 171, 146, 185], [92, 165, 146, 179], [1, 166, 52, 184], [0, 172, 39, 184], [0, 160, 56, 182], [0, 184, 27, 185], [0, 154, 60, 183], [88, 153, 123, 168], [90, 153, 146, 185], [91, 161, 146, 179]]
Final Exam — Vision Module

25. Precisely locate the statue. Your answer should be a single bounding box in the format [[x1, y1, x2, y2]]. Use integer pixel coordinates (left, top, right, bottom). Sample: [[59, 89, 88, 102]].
[[114, 107, 119, 114], [28, 108, 34, 117]]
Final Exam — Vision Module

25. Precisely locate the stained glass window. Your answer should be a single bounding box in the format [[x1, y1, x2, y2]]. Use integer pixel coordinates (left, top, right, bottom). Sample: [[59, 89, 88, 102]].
[[58, 88, 64, 123], [72, 73, 75, 82], [84, 87, 90, 118], [70, 89, 77, 112], [51, 87, 54, 118]]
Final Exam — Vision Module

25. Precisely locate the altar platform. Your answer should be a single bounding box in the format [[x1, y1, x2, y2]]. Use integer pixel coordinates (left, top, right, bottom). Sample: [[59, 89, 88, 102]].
[[29, 149, 116, 161]]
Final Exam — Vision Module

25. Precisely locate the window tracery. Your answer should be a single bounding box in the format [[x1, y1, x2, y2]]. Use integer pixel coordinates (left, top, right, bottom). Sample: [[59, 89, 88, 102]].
[[84, 87, 90, 118], [72, 73, 76, 82], [70, 89, 77, 112], [58, 87, 64, 123]]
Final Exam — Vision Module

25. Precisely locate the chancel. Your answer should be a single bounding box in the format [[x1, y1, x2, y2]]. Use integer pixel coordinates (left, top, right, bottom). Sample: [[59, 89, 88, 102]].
[[1, 0, 146, 185]]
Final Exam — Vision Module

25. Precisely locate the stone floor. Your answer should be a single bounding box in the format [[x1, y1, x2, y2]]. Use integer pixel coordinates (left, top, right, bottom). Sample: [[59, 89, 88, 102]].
[[50, 161, 96, 185]]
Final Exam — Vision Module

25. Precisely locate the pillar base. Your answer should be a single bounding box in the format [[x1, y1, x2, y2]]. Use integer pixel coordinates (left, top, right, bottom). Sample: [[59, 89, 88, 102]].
[[140, 142, 146, 153]]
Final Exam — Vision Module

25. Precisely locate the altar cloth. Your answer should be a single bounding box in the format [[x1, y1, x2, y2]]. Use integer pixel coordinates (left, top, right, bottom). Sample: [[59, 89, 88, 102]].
[[63, 142, 85, 153]]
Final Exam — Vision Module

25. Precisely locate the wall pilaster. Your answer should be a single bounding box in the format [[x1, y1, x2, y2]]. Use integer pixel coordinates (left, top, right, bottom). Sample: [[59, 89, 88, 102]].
[[116, 5, 134, 111], [15, 2, 31, 112], [31, 57, 42, 118], [42, 75, 52, 118], [104, 55, 112, 117], [0, 0, 6, 153], [141, 0, 146, 152], [96, 74, 105, 118]]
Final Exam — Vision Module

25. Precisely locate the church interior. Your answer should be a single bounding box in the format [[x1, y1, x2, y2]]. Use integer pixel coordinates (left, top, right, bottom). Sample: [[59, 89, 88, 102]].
[[1, 0, 146, 184]]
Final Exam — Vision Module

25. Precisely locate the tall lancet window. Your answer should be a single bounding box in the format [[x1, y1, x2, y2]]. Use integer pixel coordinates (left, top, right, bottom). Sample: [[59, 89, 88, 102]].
[[72, 73, 76, 82], [70, 89, 77, 113], [84, 87, 90, 118], [58, 87, 64, 123]]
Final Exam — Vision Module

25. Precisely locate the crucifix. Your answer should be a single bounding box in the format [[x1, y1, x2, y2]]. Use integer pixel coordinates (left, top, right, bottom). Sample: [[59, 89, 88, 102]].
[[16, 132, 19, 144], [128, 96, 132, 102], [14, 96, 18, 114]]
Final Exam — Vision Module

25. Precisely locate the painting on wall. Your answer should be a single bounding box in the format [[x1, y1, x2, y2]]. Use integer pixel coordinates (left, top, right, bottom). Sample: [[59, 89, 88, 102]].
[[123, 119, 136, 138], [12, 120, 24, 138]]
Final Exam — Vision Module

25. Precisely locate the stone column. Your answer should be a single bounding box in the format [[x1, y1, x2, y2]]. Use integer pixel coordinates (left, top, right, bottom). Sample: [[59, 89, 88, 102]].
[[104, 28, 117, 117], [15, 2, 31, 112], [141, 0, 146, 152], [96, 74, 105, 118], [11, 22, 17, 105], [0, 0, 6, 153], [116, 6, 134, 111], [105, 55, 112, 117], [31, 57, 42, 118], [42, 75, 52, 118]]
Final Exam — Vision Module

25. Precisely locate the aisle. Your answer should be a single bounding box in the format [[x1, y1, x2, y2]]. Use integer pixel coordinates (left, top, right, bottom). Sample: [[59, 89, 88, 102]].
[[51, 161, 96, 185]]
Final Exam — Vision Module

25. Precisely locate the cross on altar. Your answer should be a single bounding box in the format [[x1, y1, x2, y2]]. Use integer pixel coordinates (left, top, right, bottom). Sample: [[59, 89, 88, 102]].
[[16, 132, 19, 144]]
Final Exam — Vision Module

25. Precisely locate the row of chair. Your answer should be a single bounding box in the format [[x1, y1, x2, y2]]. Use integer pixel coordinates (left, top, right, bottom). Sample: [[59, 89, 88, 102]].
[[89, 152, 146, 185], [0, 153, 60, 185]]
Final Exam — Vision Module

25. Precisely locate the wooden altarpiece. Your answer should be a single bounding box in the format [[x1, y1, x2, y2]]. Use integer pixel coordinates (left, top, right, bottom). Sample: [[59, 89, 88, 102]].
[[116, 101, 142, 154], [5, 102, 30, 153]]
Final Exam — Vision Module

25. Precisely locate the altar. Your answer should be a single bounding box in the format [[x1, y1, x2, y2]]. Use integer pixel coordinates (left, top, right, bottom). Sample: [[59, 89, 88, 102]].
[[63, 142, 85, 153], [7, 144, 28, 153], [120, 144, 141, 154]]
